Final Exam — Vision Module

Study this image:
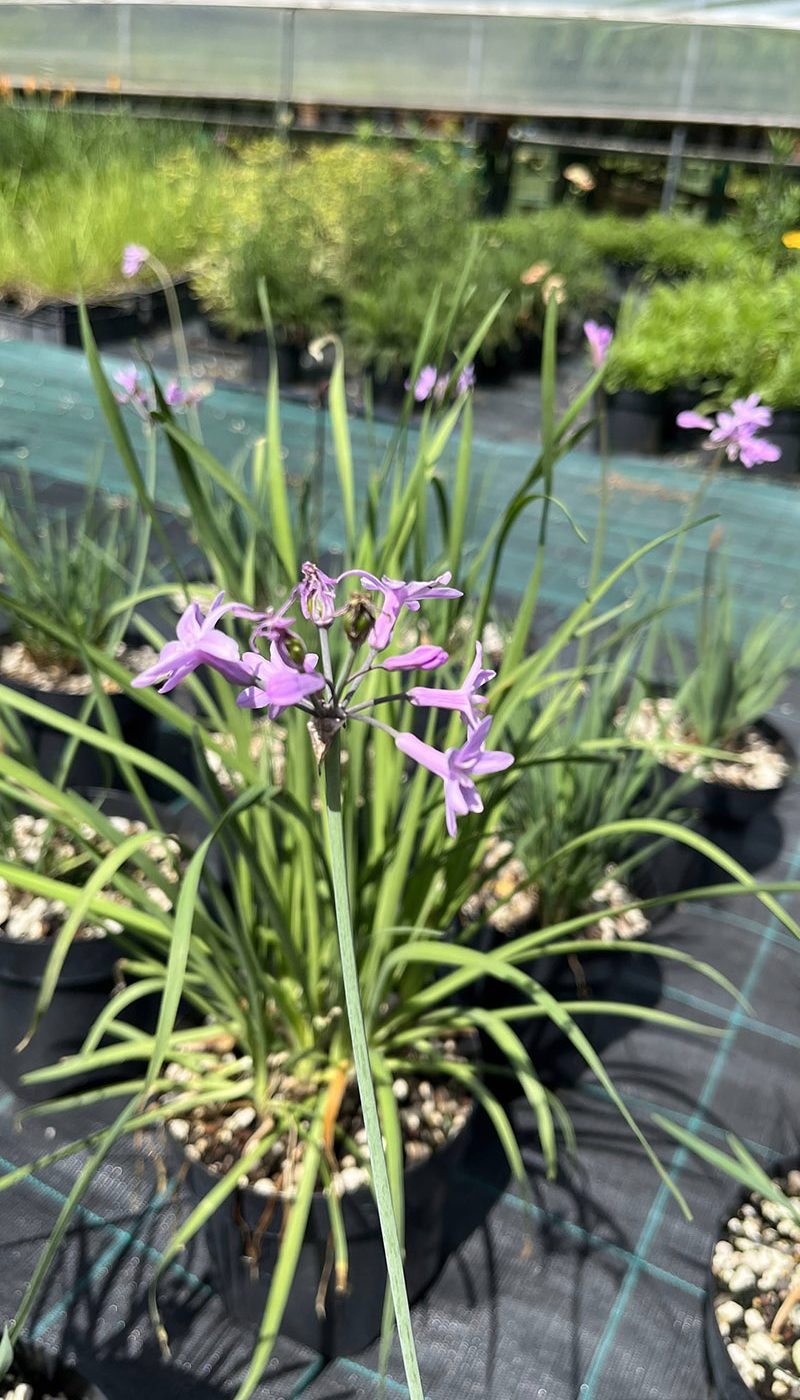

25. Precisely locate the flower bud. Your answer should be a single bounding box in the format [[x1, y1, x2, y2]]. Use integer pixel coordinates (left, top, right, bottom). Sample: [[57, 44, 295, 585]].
[[343, 592, 377, 647], [283, 635, 307, 667]]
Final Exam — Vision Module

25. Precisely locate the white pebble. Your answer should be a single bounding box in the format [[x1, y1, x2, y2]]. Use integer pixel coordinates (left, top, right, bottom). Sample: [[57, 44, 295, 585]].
[[744, 1307, 765, 1331], [747, 1333, 787, 1366], [729, 1265, 757, 1293], [334, 1166, 369, 1196], [227, 1106, 256, 1132], [251, 1177, 276, 1196], [716, 1299, 744, 1328]]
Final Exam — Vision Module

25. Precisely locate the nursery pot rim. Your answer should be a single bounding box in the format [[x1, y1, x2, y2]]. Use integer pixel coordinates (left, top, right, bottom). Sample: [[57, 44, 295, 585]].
[[628, 693, 797, 794], [705, 1151, 800, 1400], [0, 634, 145, 702], [170, 1087, 476, 1207], [0, 786, 192, 985], [659, 713, 797, 793]]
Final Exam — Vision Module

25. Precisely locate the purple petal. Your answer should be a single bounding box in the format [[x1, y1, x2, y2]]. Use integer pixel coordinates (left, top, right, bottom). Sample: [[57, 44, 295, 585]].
[[676, 410, 714, 432], [407, 685, 466, 712], [471, 748, 515, 776], [394, 730, 451, 780], [381, 645, 449, 672]]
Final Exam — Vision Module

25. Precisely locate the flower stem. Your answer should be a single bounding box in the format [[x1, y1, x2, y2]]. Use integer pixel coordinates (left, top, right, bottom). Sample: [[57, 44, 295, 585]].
[[323, 733, 423, 1400]]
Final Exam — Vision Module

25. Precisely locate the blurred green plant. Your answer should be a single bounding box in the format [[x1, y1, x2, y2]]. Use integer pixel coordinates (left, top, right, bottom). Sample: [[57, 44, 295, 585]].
[[669, 549, 800, 749]]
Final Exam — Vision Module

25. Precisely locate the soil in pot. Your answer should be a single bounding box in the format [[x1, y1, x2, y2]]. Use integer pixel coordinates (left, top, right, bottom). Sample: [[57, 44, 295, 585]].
[[165, 1055, 474, 1355], [623, 697, 795, 828], [708, 1162, 800, 1399], [2, 1339, 106, 1400], [0, 637, 159, 790], [606, 388, 665, 455], [0, 803, 183, 1101]]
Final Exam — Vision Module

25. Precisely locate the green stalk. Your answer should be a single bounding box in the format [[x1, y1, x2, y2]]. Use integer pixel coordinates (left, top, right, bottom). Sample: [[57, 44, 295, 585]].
[[323, 733, 423, 1400], [578, 384, 609, 671], [149, 251, 202, 441]]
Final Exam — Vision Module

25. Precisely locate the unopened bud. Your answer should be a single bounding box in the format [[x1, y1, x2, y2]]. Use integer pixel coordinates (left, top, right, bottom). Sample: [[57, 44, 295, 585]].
[[343, 592, 376, 647], [284, 636, 307, 667]]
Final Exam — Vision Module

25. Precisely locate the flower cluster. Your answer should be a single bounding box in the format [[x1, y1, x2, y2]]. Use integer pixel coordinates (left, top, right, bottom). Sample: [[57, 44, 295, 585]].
[[677, 395, 781, 470], [134, 564, 513, 836], [408, 363, 476, 405], [113, 366, 210, 424]]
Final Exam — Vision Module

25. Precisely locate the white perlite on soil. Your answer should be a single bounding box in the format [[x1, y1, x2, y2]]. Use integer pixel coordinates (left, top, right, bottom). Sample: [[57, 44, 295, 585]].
[[0, 813, 181, 942], [0, 639, 156, 695], [2, 1382, 57, 1400], [461, 837, 650, 942], [624, 697, 790, 791], [712, 1171, 800, 1397], [164, 1047, 472, 1198]]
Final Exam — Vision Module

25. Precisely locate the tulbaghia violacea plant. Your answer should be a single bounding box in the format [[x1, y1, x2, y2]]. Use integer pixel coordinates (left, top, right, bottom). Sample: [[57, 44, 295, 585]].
[[8, 291, 800, 1400], [132, 562, 510, 1399]]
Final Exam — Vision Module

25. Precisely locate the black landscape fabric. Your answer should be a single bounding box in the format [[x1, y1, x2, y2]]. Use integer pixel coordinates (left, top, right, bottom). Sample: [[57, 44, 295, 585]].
[[0, 694, 799, 1400]]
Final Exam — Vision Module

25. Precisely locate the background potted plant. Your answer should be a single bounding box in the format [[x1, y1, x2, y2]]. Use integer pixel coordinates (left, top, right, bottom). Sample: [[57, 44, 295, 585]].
[[626, 551, 800, 829], [654, 1125, 800, 1400], [0, 472, 162, 788]]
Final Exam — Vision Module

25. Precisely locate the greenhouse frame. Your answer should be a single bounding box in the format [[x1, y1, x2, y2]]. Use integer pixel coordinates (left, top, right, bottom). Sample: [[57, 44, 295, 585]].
[[1, 0, 799, 126]]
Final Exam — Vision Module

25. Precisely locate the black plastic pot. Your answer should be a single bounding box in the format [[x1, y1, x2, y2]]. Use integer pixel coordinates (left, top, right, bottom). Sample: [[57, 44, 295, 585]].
[[0, 791, 185, 1101], [606, 389, 665, 455], [366, 365, 408, 411], [4, 1339, 108, 1400], [176, 1106, 474, 1355], [0, 283, 193, 349], [705, 1153, 799, 1400], [241, 331, 301, 387], [475, 343, 516, 386], [663, 385, 709, 451], [654, 717, 796, 829], [0, 930, 121, 1102], [764, 409, 800, 476], [0, 641, 159, 790]]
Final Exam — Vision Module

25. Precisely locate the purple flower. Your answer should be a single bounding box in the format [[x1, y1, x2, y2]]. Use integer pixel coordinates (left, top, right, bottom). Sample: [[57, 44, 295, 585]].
[[164, 379, 210, 410], [677, 395, 781, 469], [352, 570, 462, 651], [456, 363, 476, 395], [433, 373, 450, 404], [132, 592, 253, 693], [381, 645, 449, 672], [298, 562, 339, 626], [409, 365, 438, 403], [584, 321, 613, 369], [395, 717, 513, 837], [113, 365, 149, 408], [236, 644, 325, 719], [122, 243, 149, 278], [407, 641, 494, 730]]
